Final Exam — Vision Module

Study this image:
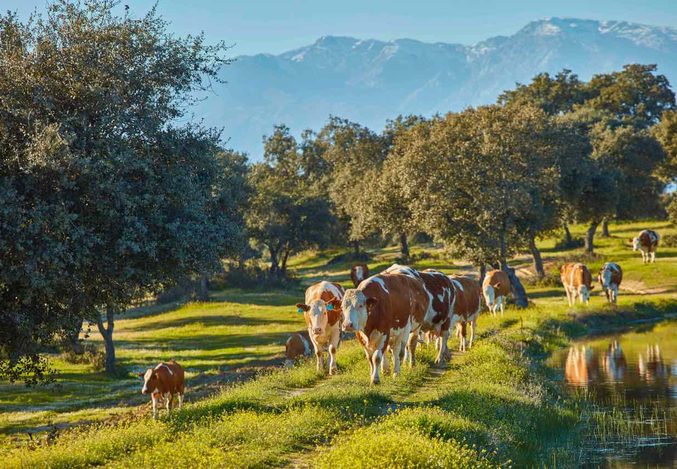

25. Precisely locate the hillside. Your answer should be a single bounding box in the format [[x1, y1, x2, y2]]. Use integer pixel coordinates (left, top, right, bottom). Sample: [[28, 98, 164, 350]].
[[2, 220, 677, 467], [202, 17, 677, 157]]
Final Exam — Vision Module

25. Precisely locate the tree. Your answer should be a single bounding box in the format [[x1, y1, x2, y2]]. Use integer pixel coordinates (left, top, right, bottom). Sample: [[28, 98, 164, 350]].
[[0, 1, 244, 379], [246, 125, 334, 278], [394, 104, 564, 307], [654, 110, 677, 186], [499, 69, 589, 115]]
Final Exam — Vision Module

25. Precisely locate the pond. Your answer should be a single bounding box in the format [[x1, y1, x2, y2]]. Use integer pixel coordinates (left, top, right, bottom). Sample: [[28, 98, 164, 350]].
[[549, 320, 677, 467]]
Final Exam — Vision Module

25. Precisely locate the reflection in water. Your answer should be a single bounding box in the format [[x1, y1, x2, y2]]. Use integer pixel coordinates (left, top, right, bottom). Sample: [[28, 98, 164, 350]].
[[639, 344, 667, 382], [602, 340, 627, 383], [551, 322, 677, 467]]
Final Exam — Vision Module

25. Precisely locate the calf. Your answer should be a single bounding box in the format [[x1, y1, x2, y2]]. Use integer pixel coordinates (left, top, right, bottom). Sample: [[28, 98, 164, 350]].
[[632, 229, 660, 264], [598, 262, 622, 305], [284, 330, 312, 368], [140, 360, 185, 420], [447, 275, 482, 352], [560, 262, 594, 306], [341, 273, 428, 384], [382, 265, 451, 365], [482, 269, 510, 316], [350, 263, 370, 287], [296, 281, 344, 374]]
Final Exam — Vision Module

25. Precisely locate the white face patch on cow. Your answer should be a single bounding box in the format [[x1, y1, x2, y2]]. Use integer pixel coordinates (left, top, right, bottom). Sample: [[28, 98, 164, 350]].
[[341, 289, 368, 332], [632, 237, 641, 251], [142, 368, 154, 394], [601, 266, 613, 289], [307, 299, 329, 336]]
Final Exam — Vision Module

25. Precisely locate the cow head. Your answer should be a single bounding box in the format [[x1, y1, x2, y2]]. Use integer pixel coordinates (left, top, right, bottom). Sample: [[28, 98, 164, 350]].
[[598, 265, 613, 290], [578, 285, 592, 303], [341, 289, 375, 332], [140, 368, 159, 395], [296, 298, 340, 336], [632, 237, 641, 251]]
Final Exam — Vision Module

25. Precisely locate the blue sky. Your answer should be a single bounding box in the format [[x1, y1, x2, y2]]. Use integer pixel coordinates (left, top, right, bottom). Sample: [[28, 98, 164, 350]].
[[5, 0, 677, 56]]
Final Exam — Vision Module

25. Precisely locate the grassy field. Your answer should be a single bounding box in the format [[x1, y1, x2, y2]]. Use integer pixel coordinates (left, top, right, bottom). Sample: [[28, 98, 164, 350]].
[[1, 220, 676, 467]]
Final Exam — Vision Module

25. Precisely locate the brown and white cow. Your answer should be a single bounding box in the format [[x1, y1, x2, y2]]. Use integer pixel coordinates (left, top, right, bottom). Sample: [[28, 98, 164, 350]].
[[560, 263, 594, 306], [482, 269, 510, 316], [598, 262, 623, 305], [284, 330, 312, 368], [139, 360, 185, 420], [383, 265, 454, 365], [350, 263, 370, 287], [341, 273, 428, 384], [447, 275, 482, 352], [296, 281, 344, 375], [632, 229, 660, 264]]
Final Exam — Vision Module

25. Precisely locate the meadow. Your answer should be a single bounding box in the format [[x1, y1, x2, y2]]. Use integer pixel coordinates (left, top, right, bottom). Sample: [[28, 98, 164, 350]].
[[1, 220, 676, 467]]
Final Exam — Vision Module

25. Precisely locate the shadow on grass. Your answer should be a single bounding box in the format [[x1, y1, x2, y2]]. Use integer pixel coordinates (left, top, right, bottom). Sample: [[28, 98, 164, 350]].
[[123, 314, 298, 332]]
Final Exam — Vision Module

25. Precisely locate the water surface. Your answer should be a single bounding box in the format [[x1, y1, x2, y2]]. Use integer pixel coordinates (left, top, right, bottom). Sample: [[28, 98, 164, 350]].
[[550, 320, 677, 467]]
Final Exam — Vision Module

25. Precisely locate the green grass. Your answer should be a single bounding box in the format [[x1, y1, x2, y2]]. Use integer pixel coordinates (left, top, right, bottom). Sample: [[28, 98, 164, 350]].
[[1, 220, 677, 466]]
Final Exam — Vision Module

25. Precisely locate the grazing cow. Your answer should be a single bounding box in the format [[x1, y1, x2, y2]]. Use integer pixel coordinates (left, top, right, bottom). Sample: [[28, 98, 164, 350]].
[[341, 273, 428, 384], [560, 263, 594, 306], [350, 263, 370, 287], [632, 230, 660, 264], [284, 330, 312, 368], [140, 360, 185, 420], [296, 281, 344, 375], [383, 265, 455, 365], [598, 262, 623, 305], [447, 275, 482, 352], [482, 269, 511, 316]]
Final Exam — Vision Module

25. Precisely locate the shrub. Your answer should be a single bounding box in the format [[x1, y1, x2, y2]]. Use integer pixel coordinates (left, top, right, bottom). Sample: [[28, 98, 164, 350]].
[[661, 233, 677, 247], [60, 344, 105, 372], [554, 237, 584, 250]]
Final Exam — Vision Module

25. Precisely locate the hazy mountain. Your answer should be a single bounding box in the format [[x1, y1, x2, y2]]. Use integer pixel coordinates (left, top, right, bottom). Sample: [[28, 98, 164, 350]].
[[196, 18, 677, 158]]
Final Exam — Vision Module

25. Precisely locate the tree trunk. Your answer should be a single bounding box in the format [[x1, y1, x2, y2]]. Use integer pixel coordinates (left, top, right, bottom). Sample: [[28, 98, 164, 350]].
[[528, 234, 545, 280], [196, 274, 209, 301], [585, 221, 599, 254], [269, 247, 280, 277], [601, 218, 610, 237], [281, 249, 291, 275], [500, 263, 529, 308], [352, 240, 360, 257], [399, 232, 410, 260], [478, 264, 487, 286], [64, 318, 84, 354], [563, 223, 573, 245], [96, 309, 116, 375]]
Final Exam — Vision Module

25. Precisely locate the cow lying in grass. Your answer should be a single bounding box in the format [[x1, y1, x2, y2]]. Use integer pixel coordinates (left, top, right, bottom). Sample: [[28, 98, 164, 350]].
[[284, 330, 312, 368], [560, 263, 594, 306], [296, 281, 344, 375], [139, 360, 185, 420]]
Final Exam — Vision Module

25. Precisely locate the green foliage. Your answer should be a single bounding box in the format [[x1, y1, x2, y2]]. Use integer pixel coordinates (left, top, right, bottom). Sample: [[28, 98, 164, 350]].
[[0, 0, 244, 380], [654, 109, 677, 184]]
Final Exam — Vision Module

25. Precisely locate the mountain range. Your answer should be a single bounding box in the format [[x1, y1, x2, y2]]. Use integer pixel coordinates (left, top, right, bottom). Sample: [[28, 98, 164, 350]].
[[195, 17, 677, 158]]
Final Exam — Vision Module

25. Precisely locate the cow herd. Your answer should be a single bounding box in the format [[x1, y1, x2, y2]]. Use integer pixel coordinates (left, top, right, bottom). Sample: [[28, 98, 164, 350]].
[[286, 229, 661, 384], [139, 230, 661, 415]]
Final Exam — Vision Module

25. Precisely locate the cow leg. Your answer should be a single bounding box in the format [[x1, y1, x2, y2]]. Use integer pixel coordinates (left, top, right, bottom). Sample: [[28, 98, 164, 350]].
[[165, 393, 172, 414], [315, 350, 324, 373], [435, 329, 450, 365], [151, 394, 158, 420], [406, 332, 418, 367], [371, 349, 382, 384], [381, 346, 391, 374], [496, 296, 504, 316], [178, 393, 184, 409], [565, 288, 573, 307], [651, 251, 656, 263], [328, 344, 337, 375], [469, 318, 476, 349]]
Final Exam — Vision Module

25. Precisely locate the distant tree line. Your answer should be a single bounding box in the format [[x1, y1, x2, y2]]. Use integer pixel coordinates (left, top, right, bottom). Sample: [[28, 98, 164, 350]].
[[1, 1, 676, 383]]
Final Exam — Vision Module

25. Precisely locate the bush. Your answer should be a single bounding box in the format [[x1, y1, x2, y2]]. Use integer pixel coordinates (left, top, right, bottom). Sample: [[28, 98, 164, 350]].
[[60, 344, 105, 372], [554, 237, 584, 250], [211, 260, 300, 289], [661, 233, 677, 247]]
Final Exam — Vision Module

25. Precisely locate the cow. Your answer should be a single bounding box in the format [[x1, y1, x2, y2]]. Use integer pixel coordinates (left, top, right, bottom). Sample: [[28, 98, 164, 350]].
[[598, 262, 623, 305], [350, 263, 370, 287], [383, 265, 455, 365], [447, 275, 482, 352], [482, 269, 510, 316], [296, 281, 344, 375], [139, 360, 185, 420], [560, 263, 594, 306], [341, 273, 428, 384], [284, 330, 312, 368], [632, 229, 660, 264]]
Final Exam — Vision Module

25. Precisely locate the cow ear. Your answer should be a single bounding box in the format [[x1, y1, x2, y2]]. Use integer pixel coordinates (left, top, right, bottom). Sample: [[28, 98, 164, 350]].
[[589, 285, 595, 290], [494, 282, 501, 289], [366, 297, 378, 311], [296, 303, 309, 313]]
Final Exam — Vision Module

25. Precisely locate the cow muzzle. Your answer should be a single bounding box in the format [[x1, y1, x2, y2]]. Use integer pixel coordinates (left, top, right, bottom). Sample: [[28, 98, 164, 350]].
[[313, 327, 323, 335], [342, 322, 354, 332]]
